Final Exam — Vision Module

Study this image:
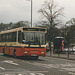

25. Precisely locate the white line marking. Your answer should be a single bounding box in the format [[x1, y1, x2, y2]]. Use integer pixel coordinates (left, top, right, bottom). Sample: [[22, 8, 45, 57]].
[[29, 71, 48, 73], [62, 68, 75, 71], [30, 73, 35, 75], [0, 71, 48, 74], [0, 67, 5, 70], [18, 74, 22, 75], [37, 73, 45, 75], [25, 61, 75, 75], [69, 72, 75, 75], [2, 73, 16, 75], [0, 53, 3, 55], [4, 60, 19, 65], [30, 73, 45, 75]]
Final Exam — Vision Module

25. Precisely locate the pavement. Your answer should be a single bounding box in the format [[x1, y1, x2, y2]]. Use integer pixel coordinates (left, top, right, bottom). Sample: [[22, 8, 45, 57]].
[[46, 51, 75, 60]]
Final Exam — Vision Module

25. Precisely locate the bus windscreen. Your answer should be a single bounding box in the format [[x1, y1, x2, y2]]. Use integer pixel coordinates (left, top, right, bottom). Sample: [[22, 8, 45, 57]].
[[22, 32, 46, 45]]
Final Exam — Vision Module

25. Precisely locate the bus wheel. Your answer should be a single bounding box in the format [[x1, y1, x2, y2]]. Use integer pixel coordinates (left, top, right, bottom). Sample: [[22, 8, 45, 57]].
[[14, 50, 16, 58], [3, 48, 5, 56]]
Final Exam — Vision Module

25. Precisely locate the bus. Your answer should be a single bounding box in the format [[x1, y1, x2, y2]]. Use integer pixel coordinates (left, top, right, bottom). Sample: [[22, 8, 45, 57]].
[[54, 37, 64, 53], [0, 27, 47, 59]]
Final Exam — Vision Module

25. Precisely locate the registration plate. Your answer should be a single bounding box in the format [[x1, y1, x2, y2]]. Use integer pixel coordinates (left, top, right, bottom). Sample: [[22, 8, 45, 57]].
[[31, 54, 37, 56]]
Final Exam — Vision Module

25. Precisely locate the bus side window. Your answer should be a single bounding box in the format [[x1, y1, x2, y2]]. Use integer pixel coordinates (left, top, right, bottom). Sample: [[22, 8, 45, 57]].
[[18, 31, 21, 43], [22, 32, 26, 44], [1, 34, 3, 42], [6, 34, 8, 42], [0, 34, 1, 42], [2, 34, 5, 42], [11, 32, 17, 42], [8, 33, 11, 42]]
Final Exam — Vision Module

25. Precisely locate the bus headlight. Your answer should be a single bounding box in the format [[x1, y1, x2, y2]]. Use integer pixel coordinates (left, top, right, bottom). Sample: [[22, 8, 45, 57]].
[[24, 51, 28, 53], [41, 51, 45, 54]]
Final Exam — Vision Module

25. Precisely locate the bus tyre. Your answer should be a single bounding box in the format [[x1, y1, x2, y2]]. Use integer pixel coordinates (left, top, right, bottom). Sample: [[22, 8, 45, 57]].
[[14, 51, 16, 58], [3, 49, 5, 56]]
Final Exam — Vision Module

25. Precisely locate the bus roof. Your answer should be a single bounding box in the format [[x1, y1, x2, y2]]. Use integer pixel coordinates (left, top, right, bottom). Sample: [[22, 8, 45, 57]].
[[0, 27, 47, 34]]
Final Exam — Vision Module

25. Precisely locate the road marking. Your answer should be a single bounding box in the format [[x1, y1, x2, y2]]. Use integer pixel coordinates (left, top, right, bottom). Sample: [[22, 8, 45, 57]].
[[18, 74, 22, 75], [25, 61, 75, 75], [29, 73, 45, 75], [0, 53, 3, 55], [69, 72, 75, 75], [30, 73, 35, 75], [0, 71, 48, 74], [1, 73, 45, 75], [25, 61, 53, 69], [36, 73, 45, 75], [4, 60, 19, 65], [2, 74, 16, 75], [62, 68, 75, 71], [29, 71, 48, 73], [0, 67, 5, 70], [0, 72, 45, 75]]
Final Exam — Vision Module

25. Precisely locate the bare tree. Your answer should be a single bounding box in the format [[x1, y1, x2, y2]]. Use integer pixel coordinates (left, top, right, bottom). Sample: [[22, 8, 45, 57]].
[[35, 21, 49, 28], [39, 0, 64, 41], [39, 0, 64, 28], [38, 0, 64, 55], [64, 18, 75, 45]]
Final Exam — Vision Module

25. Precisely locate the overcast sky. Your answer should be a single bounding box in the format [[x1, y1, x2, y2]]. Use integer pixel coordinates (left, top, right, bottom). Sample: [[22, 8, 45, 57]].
[[0, 0, 75, 24]]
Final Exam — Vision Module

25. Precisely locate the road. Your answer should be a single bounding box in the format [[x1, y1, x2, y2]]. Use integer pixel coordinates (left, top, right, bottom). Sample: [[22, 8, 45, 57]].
[[0, 54, 75, 75]]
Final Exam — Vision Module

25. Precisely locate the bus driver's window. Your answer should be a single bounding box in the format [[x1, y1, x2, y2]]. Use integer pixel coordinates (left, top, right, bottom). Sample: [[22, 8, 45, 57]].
[[22, 33, 26, 44]]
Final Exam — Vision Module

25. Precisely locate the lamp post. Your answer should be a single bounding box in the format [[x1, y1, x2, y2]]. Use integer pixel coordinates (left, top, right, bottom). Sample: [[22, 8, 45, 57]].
[[27, 0, 32, 27], [31, 0, 32, 27]]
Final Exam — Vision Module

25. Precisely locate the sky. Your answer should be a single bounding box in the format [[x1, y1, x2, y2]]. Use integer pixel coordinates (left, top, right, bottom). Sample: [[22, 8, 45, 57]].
[[0, 0, 75, 25]]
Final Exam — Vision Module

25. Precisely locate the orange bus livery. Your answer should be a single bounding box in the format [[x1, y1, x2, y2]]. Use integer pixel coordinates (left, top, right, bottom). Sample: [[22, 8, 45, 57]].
[[0, 27, 47, 59]]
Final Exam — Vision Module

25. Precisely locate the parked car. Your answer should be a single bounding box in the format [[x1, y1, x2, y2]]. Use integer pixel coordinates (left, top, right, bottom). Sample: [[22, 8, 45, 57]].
[[62, 47, 75, 54]]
